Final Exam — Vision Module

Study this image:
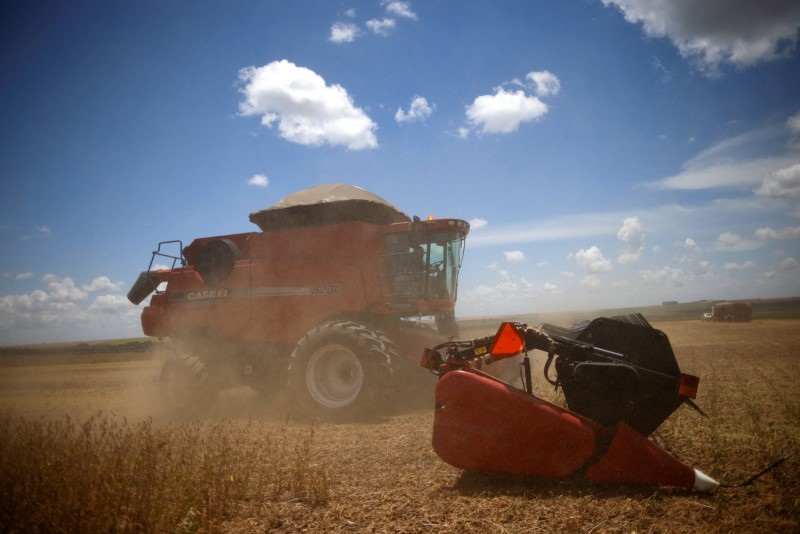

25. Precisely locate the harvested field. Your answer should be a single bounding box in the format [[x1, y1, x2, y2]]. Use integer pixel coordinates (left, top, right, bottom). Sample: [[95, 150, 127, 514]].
[[1, 320, 798, 532]]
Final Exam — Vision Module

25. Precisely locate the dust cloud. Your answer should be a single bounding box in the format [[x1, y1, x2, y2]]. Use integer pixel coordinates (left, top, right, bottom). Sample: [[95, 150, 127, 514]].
[[0, 340, 437, 425]]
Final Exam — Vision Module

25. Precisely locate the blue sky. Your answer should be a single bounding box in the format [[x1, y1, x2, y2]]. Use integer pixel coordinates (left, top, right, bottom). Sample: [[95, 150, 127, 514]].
[[1, 0, 799, 344]]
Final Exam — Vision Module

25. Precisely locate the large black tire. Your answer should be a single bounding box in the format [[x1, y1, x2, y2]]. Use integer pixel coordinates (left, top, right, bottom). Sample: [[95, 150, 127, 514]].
[[287, 320, 399, 420], [435, 311, 459, 337], [160, 348, 214, 413], [243, 344, 290, 402]]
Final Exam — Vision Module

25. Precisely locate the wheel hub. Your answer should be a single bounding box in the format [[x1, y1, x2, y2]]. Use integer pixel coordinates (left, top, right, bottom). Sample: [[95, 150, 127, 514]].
[[306, 344, 364, 408]]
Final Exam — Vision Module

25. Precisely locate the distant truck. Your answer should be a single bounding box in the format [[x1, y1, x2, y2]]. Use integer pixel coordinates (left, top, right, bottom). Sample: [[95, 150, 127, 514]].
[[703, 301, 752, 322]]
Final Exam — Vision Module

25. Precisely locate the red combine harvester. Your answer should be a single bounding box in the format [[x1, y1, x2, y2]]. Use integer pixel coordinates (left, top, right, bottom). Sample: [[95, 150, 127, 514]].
[[421, 316, 722, 491], [130, 183, 793, 490], [128, 184, 469, 418]]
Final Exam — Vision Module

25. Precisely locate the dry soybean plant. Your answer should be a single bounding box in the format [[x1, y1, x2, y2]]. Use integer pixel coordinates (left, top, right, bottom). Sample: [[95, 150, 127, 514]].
[[0, 411, 328, 533]]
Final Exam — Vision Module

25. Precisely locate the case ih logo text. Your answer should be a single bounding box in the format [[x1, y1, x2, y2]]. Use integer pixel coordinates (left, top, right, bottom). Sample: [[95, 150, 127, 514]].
[[187, 289, 229, 300], [173, 285, 343, 303]]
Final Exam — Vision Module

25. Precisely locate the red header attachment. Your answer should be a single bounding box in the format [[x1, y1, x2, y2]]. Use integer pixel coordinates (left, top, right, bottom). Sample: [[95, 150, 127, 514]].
[[490, 322, 526, 359]]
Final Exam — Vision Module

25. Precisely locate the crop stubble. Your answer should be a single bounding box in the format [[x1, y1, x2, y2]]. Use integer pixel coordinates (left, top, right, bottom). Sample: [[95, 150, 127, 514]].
[[1, 320, 798, 532]]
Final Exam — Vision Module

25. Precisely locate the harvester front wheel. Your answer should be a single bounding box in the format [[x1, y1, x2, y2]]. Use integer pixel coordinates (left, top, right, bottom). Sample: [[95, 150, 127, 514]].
[[160, 349, 213, 413], [435, 311, 459, 337], [288, 320, 398, 420]]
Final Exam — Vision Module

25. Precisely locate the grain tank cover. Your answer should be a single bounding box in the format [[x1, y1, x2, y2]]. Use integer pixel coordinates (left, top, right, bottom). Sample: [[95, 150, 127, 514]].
[[249, 183, 410, 231]]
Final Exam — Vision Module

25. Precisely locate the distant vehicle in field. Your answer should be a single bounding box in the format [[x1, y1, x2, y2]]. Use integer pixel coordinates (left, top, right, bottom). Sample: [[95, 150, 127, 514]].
[[702, 301, 752, 322]]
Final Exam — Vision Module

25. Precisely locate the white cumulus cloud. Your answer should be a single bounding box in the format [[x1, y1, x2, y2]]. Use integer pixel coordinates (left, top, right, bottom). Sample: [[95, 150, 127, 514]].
[[572, 246, 612, 274], [462, 71, 559, 137], [395, 96, 434, 123], [238, 60, 378, 150], [503, 251, 525, 264], [82, 276, 124, 293], [716, 232, 760, 251], [384, 1, 417, 20], [779, 257, 799, 270], [617, 217, 644, 265], [676, 237, 702, 260], [639, 266, 684, 286], [755, 226, 800, 241], [366, 18, 396, 35], [603, 0, 800, 75], [459, 270, 558, 316], [42, 274, 87, 302], [86, 294, 132, 315], [526, 71, 561, 97], [468, 218, 488, 231], [248, 173, 269, 187], [724, 261, 756, 271], [754, 163, 800, 197], [465, 88, 548, 135], [580, 275, 602, 290], [1, 273, 143, 344], [330, 21, 360, 43]]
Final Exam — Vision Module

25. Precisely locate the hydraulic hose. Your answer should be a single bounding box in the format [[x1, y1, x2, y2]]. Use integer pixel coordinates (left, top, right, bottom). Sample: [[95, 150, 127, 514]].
[[719, 450, 797, 488]]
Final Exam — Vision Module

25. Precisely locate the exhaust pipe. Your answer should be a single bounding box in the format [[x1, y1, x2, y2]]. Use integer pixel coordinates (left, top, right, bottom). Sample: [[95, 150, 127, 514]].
[[127, 271, 163, 305]]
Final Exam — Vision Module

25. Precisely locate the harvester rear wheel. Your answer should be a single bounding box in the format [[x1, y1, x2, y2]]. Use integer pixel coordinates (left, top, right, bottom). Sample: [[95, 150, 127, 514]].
[[288, 320, 398, 420], [160, 349, 213, 413]]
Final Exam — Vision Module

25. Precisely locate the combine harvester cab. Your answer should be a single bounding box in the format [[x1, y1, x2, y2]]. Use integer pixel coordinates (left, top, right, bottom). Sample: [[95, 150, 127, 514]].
[[128, 184, 470, 419], [421, 315, 720, 491]]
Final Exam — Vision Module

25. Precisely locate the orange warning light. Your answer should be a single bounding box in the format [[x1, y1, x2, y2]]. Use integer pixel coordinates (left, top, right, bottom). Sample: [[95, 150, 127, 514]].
[[679, 374, 699, 398]]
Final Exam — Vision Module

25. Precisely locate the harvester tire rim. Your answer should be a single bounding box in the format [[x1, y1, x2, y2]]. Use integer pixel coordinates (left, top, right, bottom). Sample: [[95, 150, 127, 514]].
[[306, 344, 364, 409], [288, 320, 398, 419]]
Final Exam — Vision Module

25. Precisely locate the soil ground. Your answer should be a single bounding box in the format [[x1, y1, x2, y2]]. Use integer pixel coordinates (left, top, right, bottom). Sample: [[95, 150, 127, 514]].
[[1, 319, 798, 532]]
